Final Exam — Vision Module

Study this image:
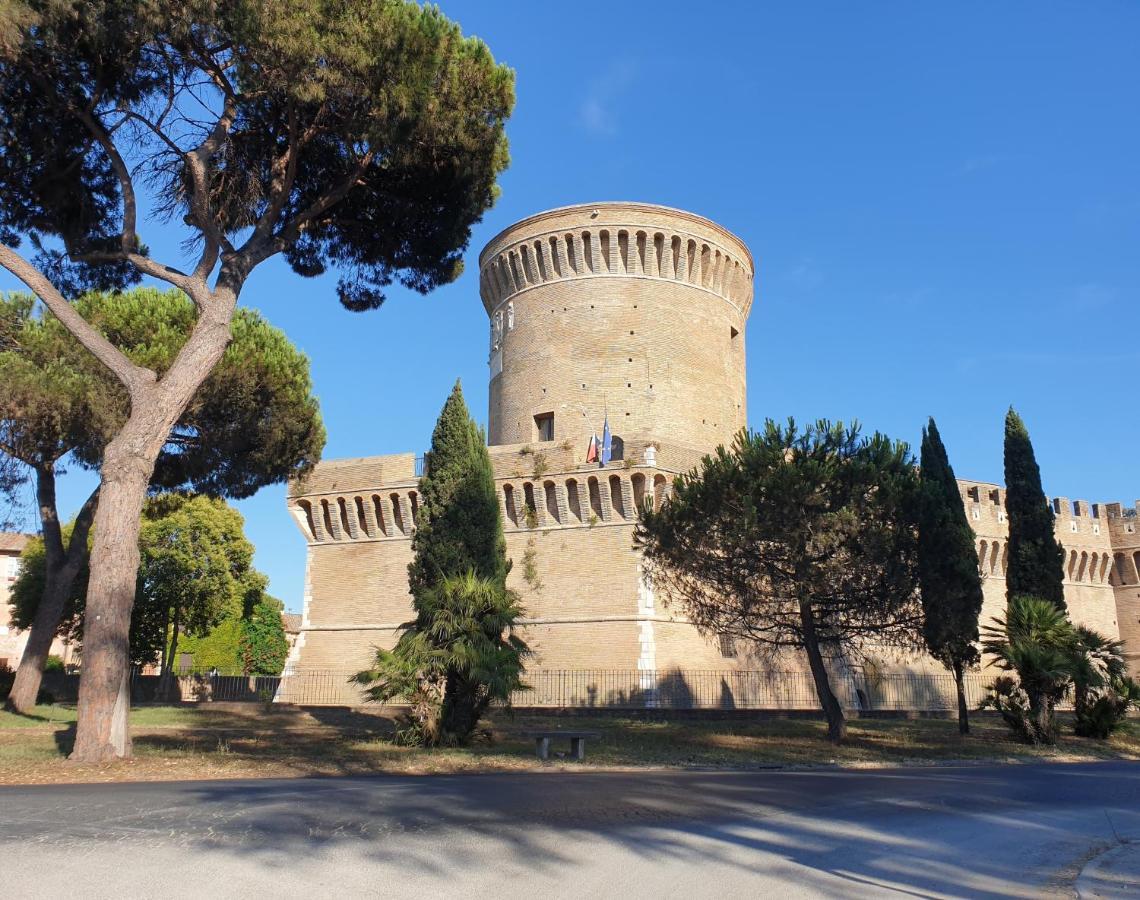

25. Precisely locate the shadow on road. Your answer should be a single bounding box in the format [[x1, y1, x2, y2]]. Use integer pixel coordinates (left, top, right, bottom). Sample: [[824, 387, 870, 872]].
[[18, 762, 1126, 898]]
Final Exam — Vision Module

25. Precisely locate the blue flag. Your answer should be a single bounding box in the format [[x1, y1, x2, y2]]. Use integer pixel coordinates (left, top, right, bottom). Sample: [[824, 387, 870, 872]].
[[600, 417, 612, 465]]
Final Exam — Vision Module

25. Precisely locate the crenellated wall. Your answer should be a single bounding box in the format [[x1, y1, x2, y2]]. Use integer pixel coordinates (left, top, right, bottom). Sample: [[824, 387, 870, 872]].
[[959, 481, 1139, 666]]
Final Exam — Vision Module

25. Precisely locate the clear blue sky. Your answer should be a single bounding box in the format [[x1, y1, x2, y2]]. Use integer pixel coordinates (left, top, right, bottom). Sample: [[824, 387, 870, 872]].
[[4, 2, 1138, 611]]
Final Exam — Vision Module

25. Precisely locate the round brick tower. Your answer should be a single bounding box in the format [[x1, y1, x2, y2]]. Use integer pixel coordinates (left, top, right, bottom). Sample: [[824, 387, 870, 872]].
[[479, 202, 754, 453]]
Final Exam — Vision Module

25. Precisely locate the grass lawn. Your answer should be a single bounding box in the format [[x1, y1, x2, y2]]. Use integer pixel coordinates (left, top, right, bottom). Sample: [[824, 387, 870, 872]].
[[1, 703, 1139, 784]]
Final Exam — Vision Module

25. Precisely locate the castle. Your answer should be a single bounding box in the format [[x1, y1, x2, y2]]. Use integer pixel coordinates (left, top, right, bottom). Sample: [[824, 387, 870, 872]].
[[285, 202, 1140, 702]]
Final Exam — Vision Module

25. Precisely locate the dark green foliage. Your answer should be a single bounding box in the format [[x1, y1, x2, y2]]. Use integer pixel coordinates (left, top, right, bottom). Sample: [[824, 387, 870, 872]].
[[982, 596, 1137, 744], [1003, 409, 1066, 611], [917, 418, 984, 733], [0, 0, 514, 306], [240, 596, 290, 676], [353, 572, 529, 745], [1070, 627, 1138, 738], [1074, 679, 1140, 739], [981, 595, 1075, 745], [636, 418, 922, 743], [356, 381, 527, 746], [408, 381, 509, 596]]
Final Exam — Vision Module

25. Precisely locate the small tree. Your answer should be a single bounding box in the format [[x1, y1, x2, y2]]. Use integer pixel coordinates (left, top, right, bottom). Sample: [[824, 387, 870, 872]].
[[917, 418, 984, 734], [354, 572, 529, 745], [0, 1, 513, 759], [141, 494, 254, 697], [239, 596, 290, 676], [10, 494, 264, 684], [1004, 409, 1066, 611], [637, 419, 922, 743], [354, 382, 528, 745], [1, 288, 323, 713]]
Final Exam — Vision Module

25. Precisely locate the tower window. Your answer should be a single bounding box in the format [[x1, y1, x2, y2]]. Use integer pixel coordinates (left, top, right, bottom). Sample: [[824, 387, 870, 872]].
[[534, 412, 554, 442]]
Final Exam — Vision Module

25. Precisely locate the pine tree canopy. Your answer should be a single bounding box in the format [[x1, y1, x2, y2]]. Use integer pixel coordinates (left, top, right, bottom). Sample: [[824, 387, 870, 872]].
[[1003, 409, 1066, 611], [0, 288, 325, 497], [0, 0, 514, 308], [917, 417, 983, 671]]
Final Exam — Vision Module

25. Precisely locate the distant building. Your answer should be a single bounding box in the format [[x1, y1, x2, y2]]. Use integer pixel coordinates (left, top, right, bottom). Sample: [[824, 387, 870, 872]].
[[281, 613, 302, 654], [0, 533, 75, 671], [285, 202, 1140, 703]]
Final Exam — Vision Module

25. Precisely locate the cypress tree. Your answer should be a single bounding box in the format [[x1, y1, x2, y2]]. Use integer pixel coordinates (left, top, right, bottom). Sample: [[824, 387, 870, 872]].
[[408, 380, 509, 597], [356, 380, 526, 745], [1004, 409, 1066, 611], [918, 418, 985, 734]]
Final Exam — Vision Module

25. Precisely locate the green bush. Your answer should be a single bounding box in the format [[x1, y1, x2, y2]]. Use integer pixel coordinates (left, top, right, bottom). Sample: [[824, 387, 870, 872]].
[[0, 667, 13, 701], [1075, 676, 1140, 739], [982, 596, 1136, 744], [981, 596, 1075, 745], [43, 655, 66, 673], [980, 675, 1036, 744]]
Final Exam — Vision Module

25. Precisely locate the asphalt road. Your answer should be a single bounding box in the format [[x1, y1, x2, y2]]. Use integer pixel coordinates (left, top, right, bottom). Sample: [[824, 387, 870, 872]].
[[2, 762, 1139, 898]]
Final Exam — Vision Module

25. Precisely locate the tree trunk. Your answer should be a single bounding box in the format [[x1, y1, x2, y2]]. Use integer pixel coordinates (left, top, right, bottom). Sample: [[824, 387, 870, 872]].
[[953, 659, 970, 736], [161, 609, 181, 702], [71, 296, 236, 762], [800, 598, 846, 743], [7, 472, 97, 714]]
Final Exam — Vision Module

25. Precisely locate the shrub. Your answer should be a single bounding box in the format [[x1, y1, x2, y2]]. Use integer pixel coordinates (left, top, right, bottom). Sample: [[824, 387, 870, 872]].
[[981, 595, 1075, 745], [980, 675, 1035, 743], [0, 667, 13, 702], [43, 655, 66, 673]]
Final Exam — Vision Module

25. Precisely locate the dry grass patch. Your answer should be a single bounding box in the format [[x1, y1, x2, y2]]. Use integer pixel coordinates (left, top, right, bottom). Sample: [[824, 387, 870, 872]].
[[0, 705, 1137, 785]]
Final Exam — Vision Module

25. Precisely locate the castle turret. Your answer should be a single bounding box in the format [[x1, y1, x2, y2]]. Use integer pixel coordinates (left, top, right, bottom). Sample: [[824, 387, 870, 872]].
[[479, 202, 754, 453]]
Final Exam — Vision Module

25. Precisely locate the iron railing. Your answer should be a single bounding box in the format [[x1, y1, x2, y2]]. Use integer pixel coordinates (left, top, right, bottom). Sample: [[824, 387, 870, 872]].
[[51, 667, 1003, 710]]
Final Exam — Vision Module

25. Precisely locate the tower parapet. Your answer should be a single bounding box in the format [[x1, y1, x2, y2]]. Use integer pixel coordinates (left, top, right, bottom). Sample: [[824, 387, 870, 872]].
[[479, 202, 754, 452]]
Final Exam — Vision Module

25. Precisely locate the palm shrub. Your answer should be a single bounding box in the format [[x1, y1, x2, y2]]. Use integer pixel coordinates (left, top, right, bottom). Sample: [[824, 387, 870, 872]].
[[1070, 627, 1139, 738], [981, 595, 1075, 745], [351, 572, 530, 745], [353, 382, 528, 746]]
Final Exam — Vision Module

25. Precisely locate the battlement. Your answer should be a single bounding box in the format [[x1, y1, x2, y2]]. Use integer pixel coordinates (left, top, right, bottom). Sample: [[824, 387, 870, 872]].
[[478, 201, 754, 316], [482, 202, 754, 451]]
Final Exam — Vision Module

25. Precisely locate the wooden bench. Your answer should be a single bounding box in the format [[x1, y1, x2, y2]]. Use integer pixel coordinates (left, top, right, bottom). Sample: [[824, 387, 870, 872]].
[[523, 730, 601, 761]]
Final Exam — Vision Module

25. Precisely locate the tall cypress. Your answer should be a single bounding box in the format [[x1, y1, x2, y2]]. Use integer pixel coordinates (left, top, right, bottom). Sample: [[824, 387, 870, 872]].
[[408, 380, 509, 600], [918, 418, 985, 734], [1003, 408, 1066, 611]]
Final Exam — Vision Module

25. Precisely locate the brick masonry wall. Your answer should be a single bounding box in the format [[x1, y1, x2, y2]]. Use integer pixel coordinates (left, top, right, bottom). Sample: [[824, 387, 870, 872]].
[[482, 202, 752, 454]]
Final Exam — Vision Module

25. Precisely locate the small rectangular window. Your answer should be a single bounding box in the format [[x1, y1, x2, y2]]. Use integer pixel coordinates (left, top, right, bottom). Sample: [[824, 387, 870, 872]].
[[534, 412, 554, 442], [718, 634, 736, 658]]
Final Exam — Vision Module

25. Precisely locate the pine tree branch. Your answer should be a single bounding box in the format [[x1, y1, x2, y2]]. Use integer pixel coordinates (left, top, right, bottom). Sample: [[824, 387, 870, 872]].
[[0, 244, 156, 396]]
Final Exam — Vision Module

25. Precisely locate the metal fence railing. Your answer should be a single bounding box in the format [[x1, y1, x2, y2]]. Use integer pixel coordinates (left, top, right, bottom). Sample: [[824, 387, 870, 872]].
[[509, 669, 994, 712], [40, 667, 1001, 711]]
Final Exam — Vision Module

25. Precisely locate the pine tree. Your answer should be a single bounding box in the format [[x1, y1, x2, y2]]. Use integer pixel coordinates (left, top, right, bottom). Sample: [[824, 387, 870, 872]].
[[355, 381, 527, 745], [1003, 409, 1066, 611], [918, 418, 985, 734]]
